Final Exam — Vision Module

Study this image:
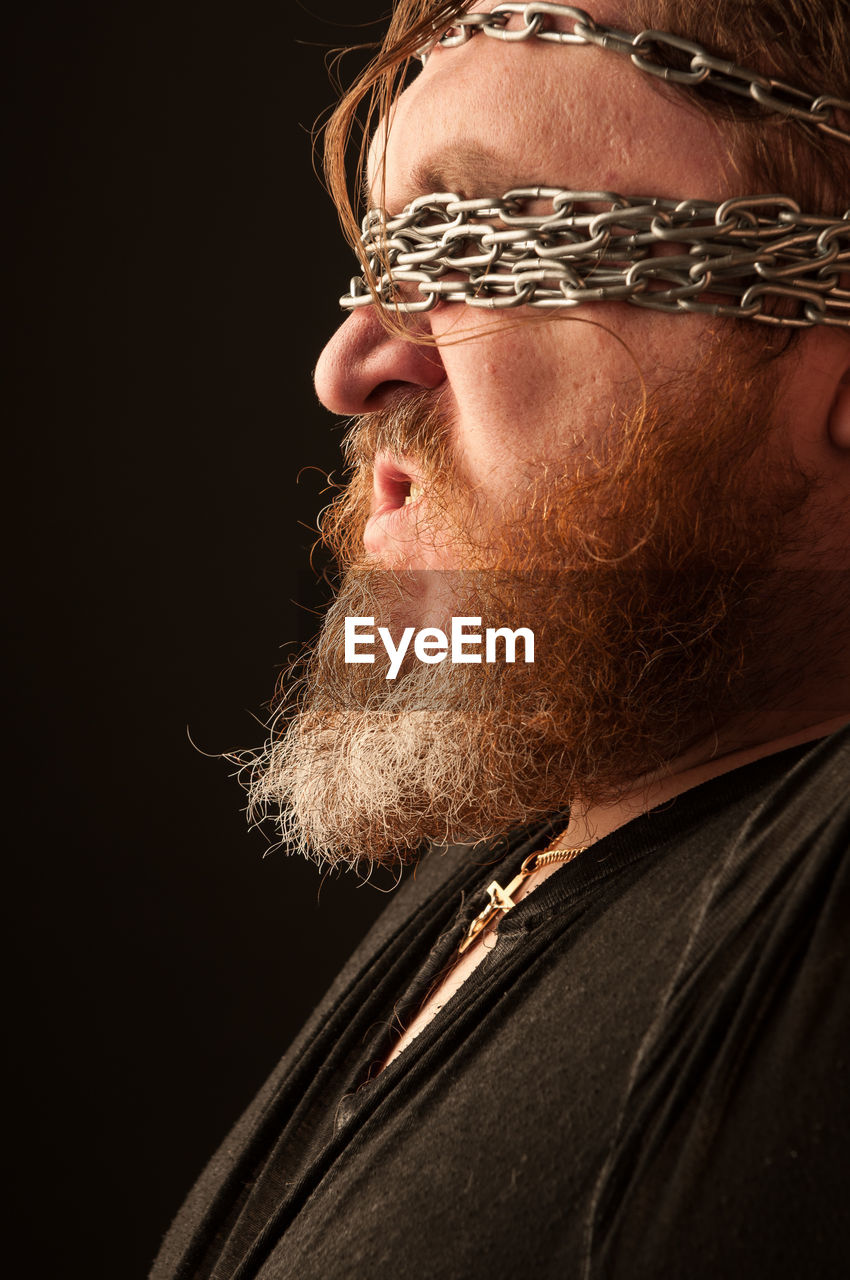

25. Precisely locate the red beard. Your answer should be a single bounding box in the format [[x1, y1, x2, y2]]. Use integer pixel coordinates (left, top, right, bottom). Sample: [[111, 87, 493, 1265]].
[[243, 341, 818, 867]]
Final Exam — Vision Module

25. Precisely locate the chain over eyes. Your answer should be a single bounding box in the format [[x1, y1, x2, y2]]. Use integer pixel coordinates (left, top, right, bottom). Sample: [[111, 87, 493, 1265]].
[[340, 191, 850, 329], [420, 4, 850, 145], [339, 6, 849, 327]]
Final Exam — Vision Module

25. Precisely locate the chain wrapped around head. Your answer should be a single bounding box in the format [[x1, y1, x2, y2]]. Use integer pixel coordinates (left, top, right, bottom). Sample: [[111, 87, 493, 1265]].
[[340, 4, 849, 329], [341, 191, 850, 328]]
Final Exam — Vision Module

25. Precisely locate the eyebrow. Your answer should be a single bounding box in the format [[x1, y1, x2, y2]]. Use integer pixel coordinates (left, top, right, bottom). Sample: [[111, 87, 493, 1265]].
[[362, 142, 525, 210]]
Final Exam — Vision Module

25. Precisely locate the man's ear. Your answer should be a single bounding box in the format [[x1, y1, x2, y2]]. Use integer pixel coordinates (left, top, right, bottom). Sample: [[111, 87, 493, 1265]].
[[828, 365, 850, 450]]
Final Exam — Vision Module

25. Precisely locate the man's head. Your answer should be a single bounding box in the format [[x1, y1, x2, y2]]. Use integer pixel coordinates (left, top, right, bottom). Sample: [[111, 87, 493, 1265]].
[[245, 1, 849, 868]]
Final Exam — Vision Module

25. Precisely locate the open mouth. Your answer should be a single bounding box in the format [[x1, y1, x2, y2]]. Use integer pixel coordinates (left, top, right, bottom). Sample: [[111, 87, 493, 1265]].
[[365, 453, 428, 560], [371, 453, 426, 516]]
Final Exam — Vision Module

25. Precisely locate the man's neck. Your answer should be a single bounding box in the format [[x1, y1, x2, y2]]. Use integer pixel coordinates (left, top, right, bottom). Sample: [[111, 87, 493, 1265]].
[[560, 714, 850, 851]]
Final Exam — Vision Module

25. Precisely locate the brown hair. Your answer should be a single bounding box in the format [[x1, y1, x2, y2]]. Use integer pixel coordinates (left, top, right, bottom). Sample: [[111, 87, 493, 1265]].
[[323, 0, 849, 251]]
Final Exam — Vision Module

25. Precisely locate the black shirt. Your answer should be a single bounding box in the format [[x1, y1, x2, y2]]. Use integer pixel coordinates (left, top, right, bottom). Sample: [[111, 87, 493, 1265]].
[[151, 727, 849, 1278]]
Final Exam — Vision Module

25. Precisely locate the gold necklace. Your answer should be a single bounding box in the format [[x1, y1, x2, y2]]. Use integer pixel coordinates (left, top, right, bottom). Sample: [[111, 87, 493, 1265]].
[[458, 839, 588, 955]]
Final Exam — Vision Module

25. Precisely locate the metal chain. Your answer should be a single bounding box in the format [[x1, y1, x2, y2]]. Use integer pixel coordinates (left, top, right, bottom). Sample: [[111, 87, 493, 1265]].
[[420, 4, 850, 146], [340, 190, 850, 328]]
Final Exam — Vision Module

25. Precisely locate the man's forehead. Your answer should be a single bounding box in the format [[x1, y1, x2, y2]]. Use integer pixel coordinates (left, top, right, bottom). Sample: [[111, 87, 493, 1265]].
[[363, 9, 637, 209], [362, 4, 732, 213]]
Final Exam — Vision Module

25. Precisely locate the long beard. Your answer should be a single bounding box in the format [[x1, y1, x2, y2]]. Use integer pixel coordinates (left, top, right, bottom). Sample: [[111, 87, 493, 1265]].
[[243, 345, 813, 870]]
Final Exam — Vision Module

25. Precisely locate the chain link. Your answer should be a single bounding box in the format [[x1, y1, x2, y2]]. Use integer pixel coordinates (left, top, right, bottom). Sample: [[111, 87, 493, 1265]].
[[340, 190, 850, 328], [419, 4, 850, 145]]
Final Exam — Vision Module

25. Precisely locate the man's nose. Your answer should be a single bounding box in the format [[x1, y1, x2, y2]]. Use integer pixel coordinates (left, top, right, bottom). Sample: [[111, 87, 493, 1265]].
[[313, 306, 446, 415]]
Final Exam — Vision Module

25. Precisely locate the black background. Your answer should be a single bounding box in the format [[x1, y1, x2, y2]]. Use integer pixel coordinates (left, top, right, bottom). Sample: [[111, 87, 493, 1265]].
[[8, 3, 398, 1274]]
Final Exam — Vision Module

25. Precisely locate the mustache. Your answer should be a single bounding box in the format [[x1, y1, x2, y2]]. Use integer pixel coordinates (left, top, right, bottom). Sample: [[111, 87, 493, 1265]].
[[341, 389, 456, 477]]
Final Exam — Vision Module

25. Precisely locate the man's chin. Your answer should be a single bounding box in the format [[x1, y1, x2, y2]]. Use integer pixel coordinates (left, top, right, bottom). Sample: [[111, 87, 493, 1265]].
[[244, 551, 812, 867], [241, 564, 569, 867], [238, 564, 689, 869]]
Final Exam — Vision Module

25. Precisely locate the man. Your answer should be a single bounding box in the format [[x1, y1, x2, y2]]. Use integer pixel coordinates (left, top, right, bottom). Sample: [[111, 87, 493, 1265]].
[[152, 2, 849, 1276]]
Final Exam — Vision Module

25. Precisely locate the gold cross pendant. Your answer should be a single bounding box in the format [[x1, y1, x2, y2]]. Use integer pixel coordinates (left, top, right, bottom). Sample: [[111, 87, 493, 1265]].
[[458, 855, 536, 954]]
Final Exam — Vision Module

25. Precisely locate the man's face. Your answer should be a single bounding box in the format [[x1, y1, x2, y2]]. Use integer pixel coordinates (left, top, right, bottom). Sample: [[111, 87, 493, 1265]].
[[314, 0, 739, 573], [247, 3, 819, 867]]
